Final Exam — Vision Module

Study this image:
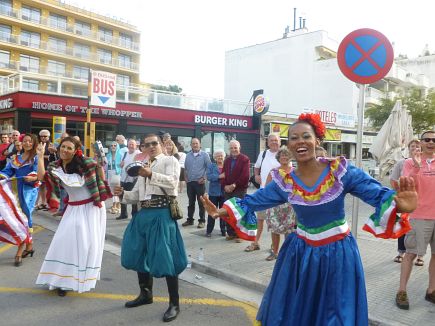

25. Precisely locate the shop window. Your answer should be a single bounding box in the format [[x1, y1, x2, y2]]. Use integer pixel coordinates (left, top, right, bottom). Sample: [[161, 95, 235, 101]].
[[22, 78, 39, 91], [362, 148, 373, 159], [329, 143, 342, 157]]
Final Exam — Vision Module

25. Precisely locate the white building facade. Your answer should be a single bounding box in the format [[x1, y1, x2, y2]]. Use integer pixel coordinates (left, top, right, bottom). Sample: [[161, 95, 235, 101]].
[[224, 29, 429, 161]]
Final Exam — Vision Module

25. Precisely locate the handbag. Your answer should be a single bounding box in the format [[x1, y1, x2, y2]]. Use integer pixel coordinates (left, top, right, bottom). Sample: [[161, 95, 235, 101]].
[[158, 186, 184, 220]]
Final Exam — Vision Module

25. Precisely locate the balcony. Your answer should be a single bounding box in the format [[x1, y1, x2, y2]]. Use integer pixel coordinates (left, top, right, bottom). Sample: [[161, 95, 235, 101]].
[[0, 6, 140, 52], [0, 32, 139, 71], [0, 72, 252, 116]]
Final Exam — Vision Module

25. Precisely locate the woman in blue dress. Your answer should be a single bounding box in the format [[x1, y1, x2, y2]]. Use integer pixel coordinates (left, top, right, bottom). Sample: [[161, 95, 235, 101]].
[[0, 133, 39, 266], [202, 113, 417, 325]]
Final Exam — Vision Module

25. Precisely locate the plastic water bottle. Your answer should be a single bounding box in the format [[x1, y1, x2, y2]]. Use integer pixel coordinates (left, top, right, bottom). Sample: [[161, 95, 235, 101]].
[[187, 255, 192, 269], [198, 248, 204, 262]]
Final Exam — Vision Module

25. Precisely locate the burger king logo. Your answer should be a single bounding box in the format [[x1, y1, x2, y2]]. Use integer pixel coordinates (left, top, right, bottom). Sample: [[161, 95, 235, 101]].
[[253, 95, 269, 115]]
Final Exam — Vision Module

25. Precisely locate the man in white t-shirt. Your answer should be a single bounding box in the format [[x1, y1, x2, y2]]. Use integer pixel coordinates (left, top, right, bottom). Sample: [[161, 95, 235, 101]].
[[244, 133, 281, 253], [116, 139, 141, 220]]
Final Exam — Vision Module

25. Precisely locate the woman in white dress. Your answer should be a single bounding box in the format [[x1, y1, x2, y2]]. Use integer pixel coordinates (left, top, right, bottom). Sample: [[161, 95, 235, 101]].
[[35, 137, 111, 296]]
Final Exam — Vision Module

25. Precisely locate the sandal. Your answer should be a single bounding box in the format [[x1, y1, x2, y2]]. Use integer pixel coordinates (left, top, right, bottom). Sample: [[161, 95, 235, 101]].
[[415, 258, 424, 266], [266, 253, 277, 261], [394, 255, 403, 263], [244, 243, 260, 252]]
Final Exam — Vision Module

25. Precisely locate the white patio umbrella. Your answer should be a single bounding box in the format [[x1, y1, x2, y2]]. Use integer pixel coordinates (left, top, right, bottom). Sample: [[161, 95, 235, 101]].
[[368, 100, 414, 179]]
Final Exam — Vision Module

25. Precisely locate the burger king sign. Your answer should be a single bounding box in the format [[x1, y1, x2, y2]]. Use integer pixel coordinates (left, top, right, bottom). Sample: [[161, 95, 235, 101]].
[[253, 94, 269, 115]]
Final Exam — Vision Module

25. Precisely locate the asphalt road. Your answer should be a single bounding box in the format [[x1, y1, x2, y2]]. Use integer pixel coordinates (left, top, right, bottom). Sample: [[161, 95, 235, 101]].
[[0, 226, 256, 326]]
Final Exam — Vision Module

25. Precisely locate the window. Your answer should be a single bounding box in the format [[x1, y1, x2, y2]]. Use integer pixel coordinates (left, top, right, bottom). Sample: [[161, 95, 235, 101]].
[[21, 5, 40, 23], [0, 50, 10, 68], [73, 43, 90, 59], [97, 48, 112, 64], [20, 54, 39, 72], [48, 36, 67, 54], [0, 0, 12, 15], [47, 82, 57, 93], [20, 30, 40, 48], [117, 74, 130, 86], [73, 66, 88, 80], [22, 79, 39, 91], [119, 33, 132, 48], [49, 13, 67, 30], [118, 53, 131, 69], [98, 27, 112, 43], [0, 24, 11, 42], [47, 60, 66, 77], [74, 20, 91, 36], [72, 85, 87, 96]]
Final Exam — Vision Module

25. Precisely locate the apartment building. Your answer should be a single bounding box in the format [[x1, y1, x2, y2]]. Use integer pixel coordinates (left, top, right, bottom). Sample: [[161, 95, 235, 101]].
[[0, 0, 141, 139]]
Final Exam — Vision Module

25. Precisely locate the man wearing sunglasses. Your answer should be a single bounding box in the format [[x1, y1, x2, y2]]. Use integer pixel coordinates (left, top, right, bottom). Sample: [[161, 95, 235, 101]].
[[114, 134, 187, 322], [396, 130, 435, 310]]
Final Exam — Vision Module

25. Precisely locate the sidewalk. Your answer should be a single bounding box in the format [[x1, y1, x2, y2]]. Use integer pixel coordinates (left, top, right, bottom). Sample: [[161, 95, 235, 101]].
[[38, 187, 434, 326]]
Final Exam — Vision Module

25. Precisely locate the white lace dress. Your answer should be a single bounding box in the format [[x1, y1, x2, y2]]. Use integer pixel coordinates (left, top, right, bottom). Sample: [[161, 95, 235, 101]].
[[36, 168, 106, 293]]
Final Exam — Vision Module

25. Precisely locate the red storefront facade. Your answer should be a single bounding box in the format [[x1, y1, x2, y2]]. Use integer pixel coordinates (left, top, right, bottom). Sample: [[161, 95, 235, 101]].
[[0, 92, 260, 160]]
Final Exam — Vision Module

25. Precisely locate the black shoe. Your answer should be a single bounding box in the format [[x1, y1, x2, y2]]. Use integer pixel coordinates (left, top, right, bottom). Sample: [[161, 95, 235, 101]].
[[14, 256, 22, 267], [57, 289, 67, 297], [182, 220, 194, 227], [163, 303, 180, 322], [125, 288, 153, 308], [116, 215, 128, 220], [22, 249, 35, 258]]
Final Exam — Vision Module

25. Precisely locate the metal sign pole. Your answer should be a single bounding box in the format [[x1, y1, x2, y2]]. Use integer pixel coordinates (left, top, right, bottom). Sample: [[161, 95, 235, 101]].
[[351, 83, 367, 238]]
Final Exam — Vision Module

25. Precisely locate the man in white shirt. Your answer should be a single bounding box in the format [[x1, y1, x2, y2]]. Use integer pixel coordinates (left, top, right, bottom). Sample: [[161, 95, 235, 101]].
[[245, 133, 281, 253], [115, 134, 187, 322], [116, 139, 141, 220]]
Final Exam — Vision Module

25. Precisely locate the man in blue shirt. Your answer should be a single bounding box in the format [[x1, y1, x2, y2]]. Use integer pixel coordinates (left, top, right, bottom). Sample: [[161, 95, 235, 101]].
[[183, 138, 211, 228]]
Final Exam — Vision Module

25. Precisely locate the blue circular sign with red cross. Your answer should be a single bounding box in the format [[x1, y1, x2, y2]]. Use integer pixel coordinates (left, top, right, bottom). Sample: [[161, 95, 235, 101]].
[[337, 28, 394, 84]]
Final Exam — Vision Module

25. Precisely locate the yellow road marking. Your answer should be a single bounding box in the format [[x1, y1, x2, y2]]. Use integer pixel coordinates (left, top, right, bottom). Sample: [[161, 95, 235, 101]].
[[0, 287, 258, 324], [0, 225, 43, 254]]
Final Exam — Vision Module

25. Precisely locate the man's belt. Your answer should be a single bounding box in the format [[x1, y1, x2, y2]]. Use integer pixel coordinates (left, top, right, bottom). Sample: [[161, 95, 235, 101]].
[[140, 195, 170, 208]]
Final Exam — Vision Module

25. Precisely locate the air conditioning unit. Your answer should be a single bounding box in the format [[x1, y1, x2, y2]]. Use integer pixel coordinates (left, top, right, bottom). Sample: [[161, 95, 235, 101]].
[[20, 40, 29, 46], [100, 58, 106, 64], [20, 66, 28, 71], [22, 14, 30, 21], [76, 29, 82, 35], [75, 52, 82, 58]]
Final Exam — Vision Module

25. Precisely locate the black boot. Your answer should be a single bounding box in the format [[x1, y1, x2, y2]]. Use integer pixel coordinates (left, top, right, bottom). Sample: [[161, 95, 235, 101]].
[[125, 272, 153, 308], [163, 276, 180, 322]]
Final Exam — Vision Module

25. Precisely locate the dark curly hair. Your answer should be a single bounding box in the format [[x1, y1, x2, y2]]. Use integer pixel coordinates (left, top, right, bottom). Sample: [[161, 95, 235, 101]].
[[59, 137, 87, 176]]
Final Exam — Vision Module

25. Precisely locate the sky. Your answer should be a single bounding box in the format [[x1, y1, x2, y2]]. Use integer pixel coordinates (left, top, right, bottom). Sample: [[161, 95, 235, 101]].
[[69, 0, 435, 98]]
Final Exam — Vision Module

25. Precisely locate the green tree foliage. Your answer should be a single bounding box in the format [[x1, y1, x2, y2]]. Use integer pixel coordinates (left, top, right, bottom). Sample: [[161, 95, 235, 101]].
[[365, 88, 435, 135], [150, 84, 183, 93]]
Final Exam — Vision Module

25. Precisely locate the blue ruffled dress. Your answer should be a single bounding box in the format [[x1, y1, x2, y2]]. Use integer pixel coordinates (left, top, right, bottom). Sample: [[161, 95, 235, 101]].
[[222, 157, 409, 326]]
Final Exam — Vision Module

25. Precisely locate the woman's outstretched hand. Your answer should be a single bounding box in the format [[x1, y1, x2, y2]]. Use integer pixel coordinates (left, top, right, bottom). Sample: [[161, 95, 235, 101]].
[[36, 142, 46, 157], [200, 194, 218, 219], [394, 176, 418, 213]]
